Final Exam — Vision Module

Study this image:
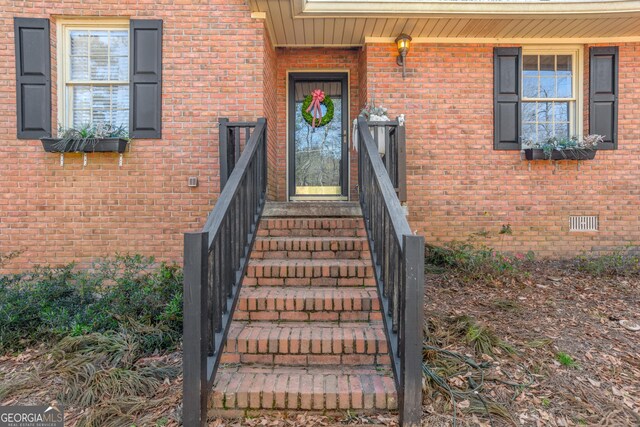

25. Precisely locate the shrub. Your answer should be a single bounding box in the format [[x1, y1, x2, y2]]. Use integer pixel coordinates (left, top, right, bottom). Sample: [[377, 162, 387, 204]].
[[576, 248, 640, 277], [425, 242, 531, 281], [0, 255, 182, 354]]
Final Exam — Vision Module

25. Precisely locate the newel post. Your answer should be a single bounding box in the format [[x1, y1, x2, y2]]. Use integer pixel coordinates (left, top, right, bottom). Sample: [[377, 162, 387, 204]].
[[219, 118, 229, 192], [396, 116, 407, 203], [400, 234, 425, 426], [258, 117, 267, 191], [183, 231, 210, 427]]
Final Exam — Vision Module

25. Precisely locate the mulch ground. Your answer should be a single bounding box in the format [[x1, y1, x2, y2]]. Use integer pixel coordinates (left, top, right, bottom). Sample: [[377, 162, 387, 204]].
[[1, 261, 638, 426], [422, 260, 639, 427]]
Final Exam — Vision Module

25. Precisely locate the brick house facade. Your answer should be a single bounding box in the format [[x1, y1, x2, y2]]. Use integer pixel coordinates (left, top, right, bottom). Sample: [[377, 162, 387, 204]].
[[2, 1, 639, 271]]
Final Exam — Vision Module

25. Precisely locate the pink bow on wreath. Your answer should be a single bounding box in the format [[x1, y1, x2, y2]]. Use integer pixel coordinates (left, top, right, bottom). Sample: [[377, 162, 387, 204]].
[[306, 89, 325, 128]]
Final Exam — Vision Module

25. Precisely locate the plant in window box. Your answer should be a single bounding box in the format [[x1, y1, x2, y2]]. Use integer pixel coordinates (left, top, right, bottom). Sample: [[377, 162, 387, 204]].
[[522, 134, 604, 161], [41, 124, 130, 154]]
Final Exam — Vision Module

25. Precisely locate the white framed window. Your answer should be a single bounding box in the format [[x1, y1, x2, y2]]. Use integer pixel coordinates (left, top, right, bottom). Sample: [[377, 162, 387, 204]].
[[521, 46, 583, 147], [57, 20, 129, 131]]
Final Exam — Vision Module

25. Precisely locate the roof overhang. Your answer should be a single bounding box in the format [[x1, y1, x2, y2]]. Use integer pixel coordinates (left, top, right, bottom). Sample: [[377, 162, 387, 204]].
[[296, 0, 640, 17], [249, 0, 640, 47]]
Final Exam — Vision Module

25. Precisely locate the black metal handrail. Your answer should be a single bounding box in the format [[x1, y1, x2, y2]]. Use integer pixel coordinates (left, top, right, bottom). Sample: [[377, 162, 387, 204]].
[[183, 118, 267, 427], [219, 118, 258, 191], [357, 115, 424, 426], [366, 118, 407, 203]]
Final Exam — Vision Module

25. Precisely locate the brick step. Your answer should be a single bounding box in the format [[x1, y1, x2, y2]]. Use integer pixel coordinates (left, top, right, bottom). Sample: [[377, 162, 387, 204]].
[[210, 365, 397, 411], [221, 321, 389, 366], [251, 237, 370, 260], [262, 202, 362, 218], [233, 287, 381, 322], [257, 218, 367, 238], [246, 259, 373, 280]]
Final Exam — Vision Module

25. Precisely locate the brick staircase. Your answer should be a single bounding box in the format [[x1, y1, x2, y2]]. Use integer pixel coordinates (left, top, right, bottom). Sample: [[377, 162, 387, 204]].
[[210, 202, 397, 414]]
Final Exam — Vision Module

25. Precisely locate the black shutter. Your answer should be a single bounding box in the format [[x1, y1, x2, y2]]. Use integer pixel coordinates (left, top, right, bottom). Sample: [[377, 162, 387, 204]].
[[494, 47, 521, 150], [130, 20, 162, 138], [590, 47, 618, 150], [14, 18, 51, 139]]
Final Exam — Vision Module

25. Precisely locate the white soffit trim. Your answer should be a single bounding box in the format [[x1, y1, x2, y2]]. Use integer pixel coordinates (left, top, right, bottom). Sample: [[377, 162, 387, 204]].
[[299, 0, 640, 17], [364, 36, 640, 44], [252, 0, 640, 47]]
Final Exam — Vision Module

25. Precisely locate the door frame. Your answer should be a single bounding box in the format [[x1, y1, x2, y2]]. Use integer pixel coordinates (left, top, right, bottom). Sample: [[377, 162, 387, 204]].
[[287, 71, 350, 201]]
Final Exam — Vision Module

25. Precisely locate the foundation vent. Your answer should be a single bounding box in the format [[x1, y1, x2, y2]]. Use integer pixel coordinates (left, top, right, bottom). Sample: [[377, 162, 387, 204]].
[[570, 216, 599, 232]]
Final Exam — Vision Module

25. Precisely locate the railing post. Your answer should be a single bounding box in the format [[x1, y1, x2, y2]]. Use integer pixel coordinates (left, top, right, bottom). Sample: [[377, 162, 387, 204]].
[[258, 117, 267, 196], [219, 118, 229, 192], [396, 117, 407, 203], [400, 234, 424, 427], [183, 231, 209, 427]]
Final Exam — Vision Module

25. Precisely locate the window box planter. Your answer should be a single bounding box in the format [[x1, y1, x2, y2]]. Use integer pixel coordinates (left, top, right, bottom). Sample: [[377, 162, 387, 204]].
[[40, 138, 129, 154], [523, 148, 597, 161]]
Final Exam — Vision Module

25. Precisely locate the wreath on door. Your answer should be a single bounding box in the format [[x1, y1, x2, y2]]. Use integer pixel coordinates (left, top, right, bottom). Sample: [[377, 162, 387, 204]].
[[302, 89, 334, 128]]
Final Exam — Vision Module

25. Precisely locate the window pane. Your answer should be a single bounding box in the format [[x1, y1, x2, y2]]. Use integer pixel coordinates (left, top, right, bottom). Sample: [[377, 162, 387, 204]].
[[110, 31, 128, 56], [554, 102, 569, 123], [538, 124, 553, 142], [540, 55, 555, 74], [113, 85, 129, 109], [557, 55, 572, 74], [540, 77, 555, 98], [555, 123, 569, 139], [90, 31, 109, 56], [522, 123, 537, 145], [92, 86, 111, 126], [70, 31, 89, 56], [93, 109, 112, 125], [72, 86, 92, 110], [110, 56, 128, 81], [72, 86, 92, 127], [70, 56, 88, 80], [113, 109, 128, 128], [92, 86, 110, 109], [73, 109, 91, 127], [90, 56, 109, 80], [522, 103, 537, 123], [537, 102, 552, 123], [557, 76, 571, 98], [523, 77, 538, 98], [523, 55, 538, 71]]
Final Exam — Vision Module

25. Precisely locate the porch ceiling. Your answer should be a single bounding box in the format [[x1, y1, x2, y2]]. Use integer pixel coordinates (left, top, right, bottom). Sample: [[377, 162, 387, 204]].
[[249, 0, 640, 47]]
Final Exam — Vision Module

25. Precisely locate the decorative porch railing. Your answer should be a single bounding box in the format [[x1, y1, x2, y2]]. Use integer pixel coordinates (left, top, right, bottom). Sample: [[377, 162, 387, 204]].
[[366, 118, 407, 203], [183, 118, 267, 427], [357, 115, 424, 426], [218, 118, 259, 191]]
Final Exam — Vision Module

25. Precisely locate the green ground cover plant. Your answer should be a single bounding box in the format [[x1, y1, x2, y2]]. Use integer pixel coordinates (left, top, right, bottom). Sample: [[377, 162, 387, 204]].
[[0, 255, 183, 426], [0, 255, 183, 354]]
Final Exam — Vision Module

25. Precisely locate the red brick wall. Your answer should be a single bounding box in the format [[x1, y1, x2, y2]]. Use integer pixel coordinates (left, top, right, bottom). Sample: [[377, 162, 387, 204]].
[[0, 1, 268, 271], [274, 48, 362, 201], [364, 43, 640, 256], [2, 2, 637, 273], [263, 30, 278, 200], [358, 47, 368, 116]]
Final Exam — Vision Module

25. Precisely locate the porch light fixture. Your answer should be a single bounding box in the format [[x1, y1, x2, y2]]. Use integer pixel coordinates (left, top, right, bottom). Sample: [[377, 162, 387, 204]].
[[395, 33, 412, 78]]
